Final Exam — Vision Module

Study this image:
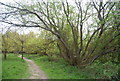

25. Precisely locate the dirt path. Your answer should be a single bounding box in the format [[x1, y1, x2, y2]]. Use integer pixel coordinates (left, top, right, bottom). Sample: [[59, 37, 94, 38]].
[[18, 55, 48, 79]]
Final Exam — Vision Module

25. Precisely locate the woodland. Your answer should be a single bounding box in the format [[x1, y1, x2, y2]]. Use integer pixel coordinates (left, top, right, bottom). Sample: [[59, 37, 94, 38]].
[[0, 0, 120, 80]]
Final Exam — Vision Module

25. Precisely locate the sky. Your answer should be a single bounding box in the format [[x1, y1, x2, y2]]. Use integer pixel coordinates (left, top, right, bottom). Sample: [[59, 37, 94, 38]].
[[0, 0, 118, 3], [0, 0, 41, 34], [0, 0, 118, 34], [0, 0, 77, 34], [0, 0, 17, 3]]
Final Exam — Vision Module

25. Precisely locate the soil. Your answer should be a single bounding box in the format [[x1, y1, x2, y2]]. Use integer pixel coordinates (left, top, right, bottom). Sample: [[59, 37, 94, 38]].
[[18, 55, 48, 80]]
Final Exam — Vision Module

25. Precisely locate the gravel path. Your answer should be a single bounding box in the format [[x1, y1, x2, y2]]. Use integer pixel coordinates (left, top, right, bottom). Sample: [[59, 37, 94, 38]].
[[18, 55, 48, 80]]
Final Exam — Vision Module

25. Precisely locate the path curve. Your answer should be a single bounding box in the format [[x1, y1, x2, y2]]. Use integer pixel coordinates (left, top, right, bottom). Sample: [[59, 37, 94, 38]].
[[18, 55, 48, 79]]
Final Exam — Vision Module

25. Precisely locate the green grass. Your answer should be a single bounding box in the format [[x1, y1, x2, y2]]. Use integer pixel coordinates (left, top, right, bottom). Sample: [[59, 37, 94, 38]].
[[2, 54, 29, 79], [0, 54, 2, 80], [25, 54, 119, 79], [25, 55, 88, 79]]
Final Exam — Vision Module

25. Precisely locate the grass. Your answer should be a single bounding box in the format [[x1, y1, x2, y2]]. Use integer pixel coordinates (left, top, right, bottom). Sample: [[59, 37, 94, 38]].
[[2, 54, 29, 79], [0, 54, 2, 80], [3, 53, 118, 79], [25, 55, 88, 79], [25, 54, 119, 79]]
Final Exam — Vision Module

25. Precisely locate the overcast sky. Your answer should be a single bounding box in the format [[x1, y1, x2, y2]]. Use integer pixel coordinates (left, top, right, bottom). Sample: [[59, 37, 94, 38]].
[[0, 0, 117, 3], [0, 0, 41, 34], [0, 0, 78, 34], [0, 0, 117, 34]]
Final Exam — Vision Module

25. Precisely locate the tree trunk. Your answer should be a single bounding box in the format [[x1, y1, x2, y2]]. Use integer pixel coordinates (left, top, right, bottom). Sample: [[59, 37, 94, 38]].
[[22, 53, 23, 59], [21, 40, 24, 59], [4, 52, 7, 60]]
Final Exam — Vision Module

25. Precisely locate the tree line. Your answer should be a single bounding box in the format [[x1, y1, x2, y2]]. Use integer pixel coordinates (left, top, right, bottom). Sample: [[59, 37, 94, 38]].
[[1, 29, 59, 59]]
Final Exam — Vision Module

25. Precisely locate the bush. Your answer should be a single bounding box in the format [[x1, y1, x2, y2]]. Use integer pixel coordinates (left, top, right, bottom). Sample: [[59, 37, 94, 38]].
[[81, 60, 119, 79]]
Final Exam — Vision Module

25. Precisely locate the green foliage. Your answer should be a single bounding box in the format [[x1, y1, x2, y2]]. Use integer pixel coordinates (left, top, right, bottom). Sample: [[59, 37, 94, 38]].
[[2, 54, 29, 79], [1, 2, 119, 79], [83, 60, 119, 79], [25, 55, 87, 79], [99, 52, 119, 64], [0, 54, 2, 80], [25, 55, 119, 79]]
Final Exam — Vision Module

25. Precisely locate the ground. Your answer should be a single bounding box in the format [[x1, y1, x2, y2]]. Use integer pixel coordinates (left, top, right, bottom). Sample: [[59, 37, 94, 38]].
[[18, 55, 48, 79]]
